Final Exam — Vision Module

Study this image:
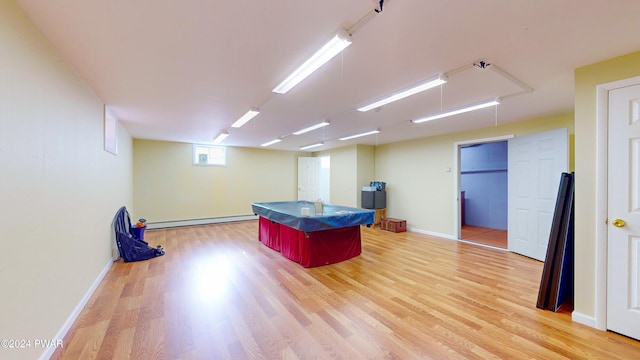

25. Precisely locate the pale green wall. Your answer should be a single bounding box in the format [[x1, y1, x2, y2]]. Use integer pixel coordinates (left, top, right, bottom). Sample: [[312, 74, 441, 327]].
[[374, 113, 574, 234], [574, 50, 640, 320], [316, 144, 375, 207], [0, 1, 134, 359], [133, 139, 302, 222], [356, 145, 375, 207], [323, 145, 358, 206]]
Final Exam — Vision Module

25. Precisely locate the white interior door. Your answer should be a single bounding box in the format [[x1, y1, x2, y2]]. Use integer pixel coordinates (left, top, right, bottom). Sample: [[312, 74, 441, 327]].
[[318, 156, 331, 203], [298, 157, 320, 201], [508, 128, 568, 261], [607, 83, 640, 340]]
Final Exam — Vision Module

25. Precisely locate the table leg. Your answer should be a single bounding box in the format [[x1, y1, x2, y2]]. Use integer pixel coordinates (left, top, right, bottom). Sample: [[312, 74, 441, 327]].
[[372, 208, 386, 229]]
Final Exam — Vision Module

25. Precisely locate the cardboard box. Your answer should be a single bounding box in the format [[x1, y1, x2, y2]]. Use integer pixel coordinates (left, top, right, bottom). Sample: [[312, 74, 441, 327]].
[[381, 218, 406, 233]]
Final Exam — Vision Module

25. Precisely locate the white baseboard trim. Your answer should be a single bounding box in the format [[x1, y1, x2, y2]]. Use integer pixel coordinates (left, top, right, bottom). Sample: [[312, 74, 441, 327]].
[[146, 214, 258, 229], [572, 311, 600, 330], [408, 227, 457, 240], [408, 227, 508, 251], [39, 259, 113, 360]]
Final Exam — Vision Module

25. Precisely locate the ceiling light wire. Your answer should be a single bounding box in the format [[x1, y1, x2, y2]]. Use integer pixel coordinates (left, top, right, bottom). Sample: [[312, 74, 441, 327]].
[[358, 73, 447, 112], [411, 98, 500, 124], [254, 23, 542, 150], [283, 59, 526, 147], [237, 3, 391, 147], [255, 4, 388, 147], [405, 60, 532, 126], [341, 50, 344, 81]]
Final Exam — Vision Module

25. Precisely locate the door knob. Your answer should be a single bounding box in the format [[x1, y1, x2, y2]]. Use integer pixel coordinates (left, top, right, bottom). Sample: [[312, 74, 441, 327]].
[[612, 219, 626, 228]]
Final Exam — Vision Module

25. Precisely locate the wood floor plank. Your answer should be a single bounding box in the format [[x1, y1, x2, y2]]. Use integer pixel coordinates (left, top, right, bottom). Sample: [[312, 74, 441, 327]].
[[50, 221, 640, 359]]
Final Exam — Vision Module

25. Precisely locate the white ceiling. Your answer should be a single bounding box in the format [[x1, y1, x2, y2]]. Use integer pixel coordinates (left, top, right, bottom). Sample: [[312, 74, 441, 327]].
[[16, 0, 640, 151]]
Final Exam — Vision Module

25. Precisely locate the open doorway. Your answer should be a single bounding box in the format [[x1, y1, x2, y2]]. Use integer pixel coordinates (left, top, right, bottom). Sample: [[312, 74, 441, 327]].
[[454, 130, 568, 256], [458, 140, 508, 248], [298, 156, 330, 203]]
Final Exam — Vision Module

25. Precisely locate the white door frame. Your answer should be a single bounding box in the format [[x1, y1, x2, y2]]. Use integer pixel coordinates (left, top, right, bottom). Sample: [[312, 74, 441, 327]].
[[592, 75, 640, 330], [453, 135, 514, 240]]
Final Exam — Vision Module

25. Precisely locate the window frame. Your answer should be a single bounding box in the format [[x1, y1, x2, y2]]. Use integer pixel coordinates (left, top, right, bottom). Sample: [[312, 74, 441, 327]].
[[192, 144, 227, 166]]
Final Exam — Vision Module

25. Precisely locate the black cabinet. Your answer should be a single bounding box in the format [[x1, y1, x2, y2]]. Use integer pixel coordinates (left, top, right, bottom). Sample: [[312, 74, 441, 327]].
[[362, 190, 386, 209]]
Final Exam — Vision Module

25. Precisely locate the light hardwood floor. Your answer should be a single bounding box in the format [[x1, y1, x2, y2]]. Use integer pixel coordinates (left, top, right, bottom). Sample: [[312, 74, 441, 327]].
[[461, 225, 508, 248], [52, 221, 639, 359]]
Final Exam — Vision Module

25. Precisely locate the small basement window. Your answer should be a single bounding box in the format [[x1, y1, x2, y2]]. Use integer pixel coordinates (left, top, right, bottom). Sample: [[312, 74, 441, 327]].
[[193, 144, 227, 166]]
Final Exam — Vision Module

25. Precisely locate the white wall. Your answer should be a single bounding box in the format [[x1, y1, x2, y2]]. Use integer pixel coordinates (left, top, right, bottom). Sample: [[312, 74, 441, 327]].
[[0, 1, 133, 359]]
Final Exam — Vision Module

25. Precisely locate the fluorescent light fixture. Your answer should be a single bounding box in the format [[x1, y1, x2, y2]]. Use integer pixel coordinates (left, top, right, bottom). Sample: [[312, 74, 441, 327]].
[[339, 129, 380, 141], [293, 120, 330, 135], [300, 142, 324, 150], [273, 30, 352, 94], [260, 138, 282, 147], [231, 109, 260, 128], [357, 74, 448, 112], [411, 98, 501, 124], [213, 131, 229, 142]]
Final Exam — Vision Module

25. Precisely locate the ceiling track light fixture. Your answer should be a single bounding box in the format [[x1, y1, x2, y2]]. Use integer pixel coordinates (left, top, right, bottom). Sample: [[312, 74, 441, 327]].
[[292, 120, 330, 135], [473, 60, 533, 94], [261, 138, 282, 147], [300, 142, 324, 150], [243, 8, 388, 148], [231, 108, 260, 128], [213, 131, 229, 142], [357, 73, 448, 112], [272, 29, 352, 94], [339, 129, 380, 141], [411, 98, 501, 124]]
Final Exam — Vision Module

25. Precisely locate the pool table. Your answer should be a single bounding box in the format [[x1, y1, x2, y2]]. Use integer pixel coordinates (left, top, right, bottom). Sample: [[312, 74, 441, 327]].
[[251, 201, 375, 267]]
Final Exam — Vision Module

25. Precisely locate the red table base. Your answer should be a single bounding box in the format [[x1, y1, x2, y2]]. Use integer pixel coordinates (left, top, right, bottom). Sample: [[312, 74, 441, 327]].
[[259, 216, 280, 251], [258, 216, 362, 267]]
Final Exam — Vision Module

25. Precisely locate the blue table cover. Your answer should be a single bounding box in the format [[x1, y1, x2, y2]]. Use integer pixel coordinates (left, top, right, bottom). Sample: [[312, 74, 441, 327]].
[[251, 201, 375, 232]]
